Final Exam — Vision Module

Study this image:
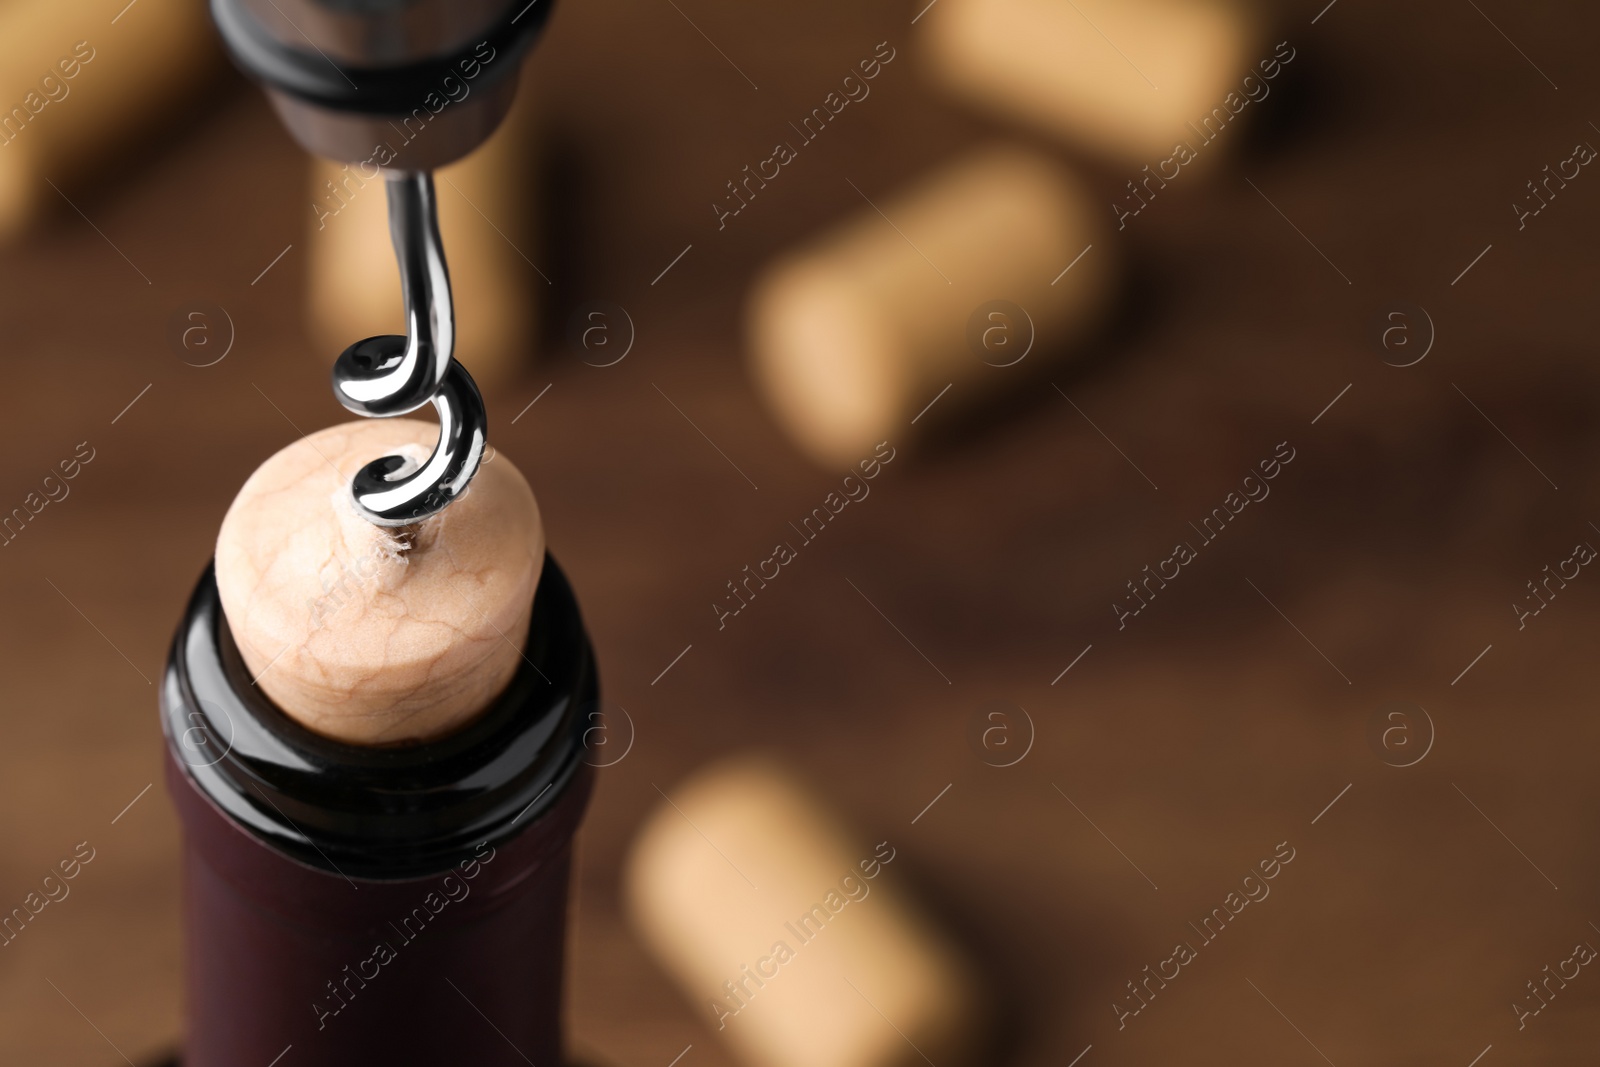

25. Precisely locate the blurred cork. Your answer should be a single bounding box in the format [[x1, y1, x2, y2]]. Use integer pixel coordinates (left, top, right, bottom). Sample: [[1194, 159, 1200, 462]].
[[305, 88, 542, 392], [920, 0, 1264, 163], [747, 144, 1116, 467], [625, 756, 987, 1067], [0, 0, 219, 240]]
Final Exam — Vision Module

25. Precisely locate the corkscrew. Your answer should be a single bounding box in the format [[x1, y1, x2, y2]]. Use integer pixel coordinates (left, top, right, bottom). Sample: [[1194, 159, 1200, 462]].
[[331, 172, 485, 526], [209, 0, 556, 526]]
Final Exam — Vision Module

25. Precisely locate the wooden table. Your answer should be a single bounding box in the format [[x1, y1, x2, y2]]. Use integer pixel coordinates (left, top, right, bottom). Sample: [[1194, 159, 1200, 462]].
[[1, 1, 1597, 1063]]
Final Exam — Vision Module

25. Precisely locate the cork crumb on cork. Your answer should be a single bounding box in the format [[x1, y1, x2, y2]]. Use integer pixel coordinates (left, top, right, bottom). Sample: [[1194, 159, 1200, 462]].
[[390, 523, 421, 556]]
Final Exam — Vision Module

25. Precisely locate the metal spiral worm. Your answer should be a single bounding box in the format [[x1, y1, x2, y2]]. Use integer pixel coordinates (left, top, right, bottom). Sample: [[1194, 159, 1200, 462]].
[[331, 171, 487, 528]]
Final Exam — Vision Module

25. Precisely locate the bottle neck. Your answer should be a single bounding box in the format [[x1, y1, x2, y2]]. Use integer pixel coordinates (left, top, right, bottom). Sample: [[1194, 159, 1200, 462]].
[[162, 553, 597, 881]]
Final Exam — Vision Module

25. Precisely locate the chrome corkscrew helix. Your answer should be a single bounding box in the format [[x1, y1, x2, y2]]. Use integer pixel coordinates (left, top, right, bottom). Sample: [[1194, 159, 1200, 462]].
[[330, 171, 487, 527]]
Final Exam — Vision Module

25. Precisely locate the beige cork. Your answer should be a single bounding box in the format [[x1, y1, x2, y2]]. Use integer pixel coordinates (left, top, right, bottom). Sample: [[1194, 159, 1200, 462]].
[[747, 144, 1115, 467], [625, 757, 987, 1067], [0, 0, 218, 240], [920, 0, 1261, 163], [214, 419, 543, 746]]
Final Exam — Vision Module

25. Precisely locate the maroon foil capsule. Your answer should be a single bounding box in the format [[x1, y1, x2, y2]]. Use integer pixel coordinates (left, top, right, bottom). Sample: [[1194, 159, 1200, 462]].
[[162, 556, 596, 1067]]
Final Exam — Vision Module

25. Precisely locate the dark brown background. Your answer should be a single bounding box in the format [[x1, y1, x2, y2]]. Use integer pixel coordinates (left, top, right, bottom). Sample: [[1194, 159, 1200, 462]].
[[3, 0, 1600, 1063]]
